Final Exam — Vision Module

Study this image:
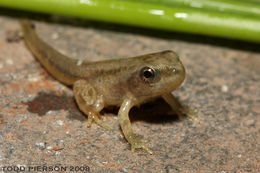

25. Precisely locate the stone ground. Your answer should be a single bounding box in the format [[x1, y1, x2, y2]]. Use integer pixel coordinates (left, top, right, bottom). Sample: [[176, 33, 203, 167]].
[[0, 9, 259, 173]]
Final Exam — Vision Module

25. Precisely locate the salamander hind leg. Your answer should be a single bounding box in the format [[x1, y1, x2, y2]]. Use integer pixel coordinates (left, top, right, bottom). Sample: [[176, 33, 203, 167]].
[[73, 80, 111, 130]]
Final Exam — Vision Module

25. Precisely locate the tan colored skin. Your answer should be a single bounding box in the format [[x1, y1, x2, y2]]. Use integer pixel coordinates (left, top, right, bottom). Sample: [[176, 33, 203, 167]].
[[20, 19, 193, 154]]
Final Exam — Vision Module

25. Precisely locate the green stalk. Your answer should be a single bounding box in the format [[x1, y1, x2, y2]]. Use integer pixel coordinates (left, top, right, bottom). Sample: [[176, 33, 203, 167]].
[[0, 0, 260, 42], [237, 0, 260, 3], [131, 0, 260, 19]]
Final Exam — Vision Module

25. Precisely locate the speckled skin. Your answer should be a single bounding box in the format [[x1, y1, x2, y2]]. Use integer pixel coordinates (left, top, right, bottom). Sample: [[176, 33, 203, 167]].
[[20, 19, 188, 153]]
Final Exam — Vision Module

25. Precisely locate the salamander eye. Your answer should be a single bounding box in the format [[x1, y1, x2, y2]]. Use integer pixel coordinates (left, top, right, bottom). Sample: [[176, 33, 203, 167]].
[[140, 66, 157, 83]]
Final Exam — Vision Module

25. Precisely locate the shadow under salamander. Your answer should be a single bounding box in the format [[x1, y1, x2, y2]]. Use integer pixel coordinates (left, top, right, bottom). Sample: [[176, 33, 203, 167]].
[[24, 91, 180, 124]]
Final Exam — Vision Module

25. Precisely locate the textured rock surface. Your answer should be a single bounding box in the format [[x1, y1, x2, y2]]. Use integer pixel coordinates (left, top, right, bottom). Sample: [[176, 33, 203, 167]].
[[0, 11, 259, 173]]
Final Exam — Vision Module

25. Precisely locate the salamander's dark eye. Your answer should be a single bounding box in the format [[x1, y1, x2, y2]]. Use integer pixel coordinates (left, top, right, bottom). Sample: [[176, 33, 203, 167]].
[[140, 66, 157, 83], [143, 69, 153, 78]]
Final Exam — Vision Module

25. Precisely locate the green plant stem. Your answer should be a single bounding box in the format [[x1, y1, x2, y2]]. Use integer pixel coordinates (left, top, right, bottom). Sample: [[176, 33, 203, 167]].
[[1, 0, 260, 42], [132, 0, 260, 19]]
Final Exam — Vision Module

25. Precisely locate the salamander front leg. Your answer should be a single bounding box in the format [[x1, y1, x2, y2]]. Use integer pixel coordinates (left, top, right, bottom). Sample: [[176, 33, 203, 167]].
[[162, 93, 199, 124], [73, 80, 111, 130], [118, 98, 152, 154]]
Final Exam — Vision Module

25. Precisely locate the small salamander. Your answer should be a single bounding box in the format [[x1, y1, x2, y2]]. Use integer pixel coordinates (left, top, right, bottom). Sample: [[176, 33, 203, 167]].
[[20, 19, 194, 154]]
